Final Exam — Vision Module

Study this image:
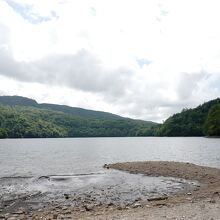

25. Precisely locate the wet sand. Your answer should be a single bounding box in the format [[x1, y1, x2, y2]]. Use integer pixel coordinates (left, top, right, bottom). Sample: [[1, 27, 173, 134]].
[[108, 161, 220, 198], [2, 161, 220, 219]]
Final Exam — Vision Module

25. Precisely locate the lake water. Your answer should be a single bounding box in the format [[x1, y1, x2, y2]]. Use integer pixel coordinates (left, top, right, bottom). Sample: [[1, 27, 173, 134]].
[[0, 137, 219, 211]]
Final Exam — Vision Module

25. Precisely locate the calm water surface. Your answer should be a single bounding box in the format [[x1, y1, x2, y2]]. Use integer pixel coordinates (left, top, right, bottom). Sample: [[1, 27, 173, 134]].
[[0, 137, 219, 177]]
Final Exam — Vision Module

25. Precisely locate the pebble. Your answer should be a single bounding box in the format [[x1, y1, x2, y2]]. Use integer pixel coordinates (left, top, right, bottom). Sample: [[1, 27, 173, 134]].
[[132, 203, 142, 208], [64, 194, 69, 199], [63, 210, 71, 215], [200, 204, 205, 209], [12, 210, 24, 215], [209, 198, 216, 203], [84, 204, 94, 211], [52, 213, 58, 219]]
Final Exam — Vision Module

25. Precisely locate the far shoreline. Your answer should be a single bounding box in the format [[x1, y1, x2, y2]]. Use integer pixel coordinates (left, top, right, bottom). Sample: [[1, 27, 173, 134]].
[[1, 136, 219, 140]]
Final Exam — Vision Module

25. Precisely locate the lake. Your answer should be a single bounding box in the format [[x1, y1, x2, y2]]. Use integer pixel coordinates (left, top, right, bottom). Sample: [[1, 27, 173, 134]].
[[0, 137, 220, 177], [0, 137, 219, 211]]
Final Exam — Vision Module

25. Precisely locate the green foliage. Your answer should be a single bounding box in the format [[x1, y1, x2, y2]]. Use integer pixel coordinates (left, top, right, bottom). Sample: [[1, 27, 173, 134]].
[[203, 104, 220, 136], [0, 105, 156, 138], [156, 98, 220, 137], [0, 95, 219, 138], [0, 128, 7, 138], [0, 105, 68, 138]]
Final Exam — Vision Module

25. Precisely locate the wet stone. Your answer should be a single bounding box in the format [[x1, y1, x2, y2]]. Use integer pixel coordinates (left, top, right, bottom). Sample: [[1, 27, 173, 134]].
[[12, 210, 24, 215], [0, 166, 200, 217], [52, 213, 58, 219], [209, 198, 216, 203], [84, 204, 94, 211], [132, 202, 142, 208]]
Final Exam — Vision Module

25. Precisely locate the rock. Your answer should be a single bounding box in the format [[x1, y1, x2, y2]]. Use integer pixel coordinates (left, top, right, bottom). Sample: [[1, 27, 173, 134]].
[[4, 213, 9, 218], [64, 194, 69, 199], [63, 215, 72, 219], [63, 210, 71, 215], [147, 196, 168, 202], [107, 202, 114, 207], [52, 213, 58, 219], [12, 210, 24, 215], [117, 206, 123, 210], [103, 164, 110, 169], [38, 176, 50, 180], [200, 204, 205, 209], [155, 203, 166, 207], [84, 205, 94, 211], [209, 198, 216, 203], [134, 197, 141, 202], [132, 203, 142, 208], [187, 192, 192, 195]]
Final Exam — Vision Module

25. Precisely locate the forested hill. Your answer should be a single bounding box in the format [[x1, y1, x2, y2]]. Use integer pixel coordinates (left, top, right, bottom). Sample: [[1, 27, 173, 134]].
[[0, 96, 219, 138], [139, 98, 220, 137], [0, 96, 157, 138], [0, 96, 123, 120]]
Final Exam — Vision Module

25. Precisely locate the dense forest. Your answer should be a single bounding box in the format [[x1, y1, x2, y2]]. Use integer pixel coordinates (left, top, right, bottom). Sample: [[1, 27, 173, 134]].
[[0, 96, 219, 138], [0, 96, 156, 138], [138, 98, 220, 137]]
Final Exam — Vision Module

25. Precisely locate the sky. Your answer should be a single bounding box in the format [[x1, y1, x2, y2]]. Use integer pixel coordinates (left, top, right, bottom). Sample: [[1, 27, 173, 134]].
[[0, 0, 220, 122]]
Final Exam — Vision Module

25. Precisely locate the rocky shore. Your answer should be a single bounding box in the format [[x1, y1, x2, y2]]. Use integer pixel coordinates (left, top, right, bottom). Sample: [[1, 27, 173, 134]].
[[1, 161, 220, 219]]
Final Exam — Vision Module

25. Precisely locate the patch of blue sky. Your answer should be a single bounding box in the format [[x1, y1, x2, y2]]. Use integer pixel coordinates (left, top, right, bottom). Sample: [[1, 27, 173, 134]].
[[5, 0, 58, 24], [136, 58, 152, 68]]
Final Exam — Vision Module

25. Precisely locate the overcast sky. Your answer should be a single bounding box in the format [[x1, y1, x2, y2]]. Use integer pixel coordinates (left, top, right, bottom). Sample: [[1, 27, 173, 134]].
[[0, 0, 220, 122]]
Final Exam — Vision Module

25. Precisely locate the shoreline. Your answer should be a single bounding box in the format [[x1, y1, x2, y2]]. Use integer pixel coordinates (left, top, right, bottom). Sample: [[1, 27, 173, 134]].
[[2, 161, 220, 219], [108, 161, 220, 201]]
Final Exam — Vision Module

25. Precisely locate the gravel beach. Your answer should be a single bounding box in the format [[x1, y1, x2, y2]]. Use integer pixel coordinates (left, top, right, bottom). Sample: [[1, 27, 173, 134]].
[[2, 161, 220, 219]]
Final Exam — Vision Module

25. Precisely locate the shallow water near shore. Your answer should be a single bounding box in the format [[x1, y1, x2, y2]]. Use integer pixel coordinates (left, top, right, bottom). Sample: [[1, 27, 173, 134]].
[[0, 137, 219, 212]]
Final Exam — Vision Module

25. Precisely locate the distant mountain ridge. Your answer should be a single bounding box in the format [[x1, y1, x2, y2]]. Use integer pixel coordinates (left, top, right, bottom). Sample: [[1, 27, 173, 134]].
[[0, 95, 147, 121]]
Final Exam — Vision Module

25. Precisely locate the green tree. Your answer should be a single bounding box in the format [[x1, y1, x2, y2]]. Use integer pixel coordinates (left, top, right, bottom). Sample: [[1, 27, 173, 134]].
[[203, 104, 220, 136], [0, 128, 7, 138]]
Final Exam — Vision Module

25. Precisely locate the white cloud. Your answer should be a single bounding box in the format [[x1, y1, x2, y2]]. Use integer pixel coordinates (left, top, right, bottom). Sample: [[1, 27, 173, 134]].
[[0, 0, 220, 122]]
